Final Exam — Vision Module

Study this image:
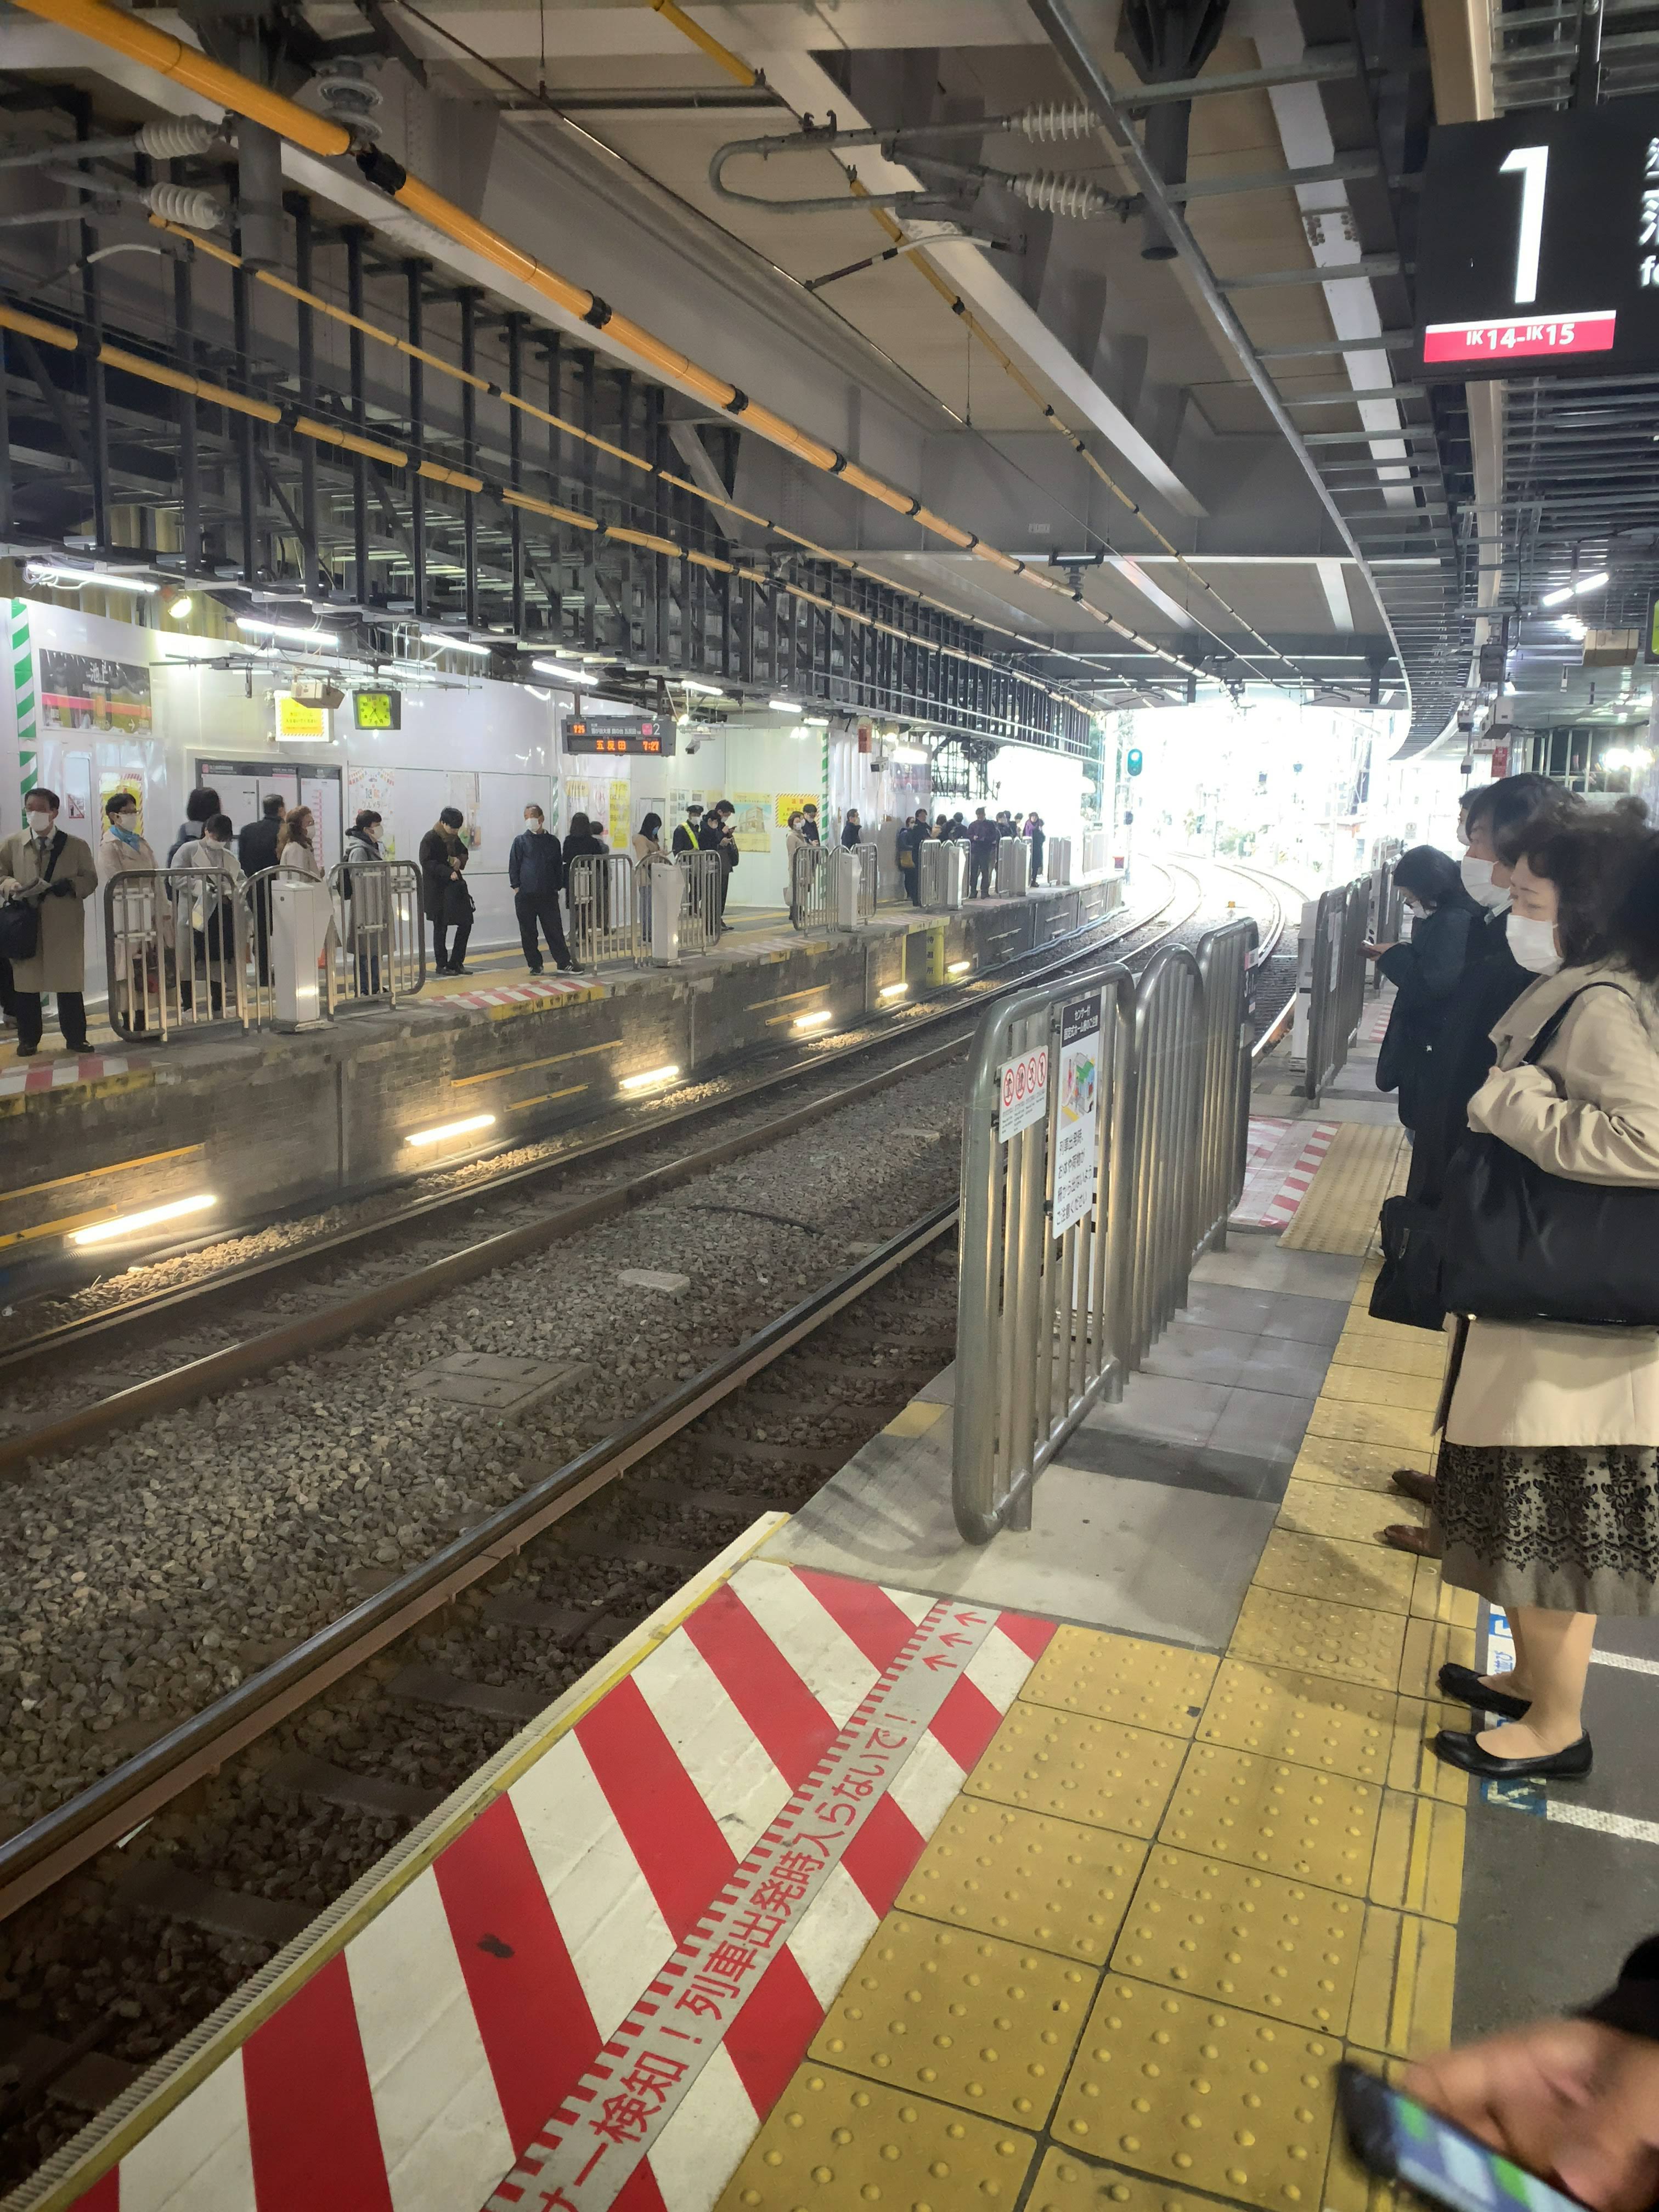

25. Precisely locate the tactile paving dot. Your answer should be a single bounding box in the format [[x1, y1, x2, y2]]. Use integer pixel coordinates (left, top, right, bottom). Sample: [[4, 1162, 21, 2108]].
[[1159, 1745, 1381, 1894], [898, 1798, 1148, 1963], [808, 1911, 1094, 2128], [966, 1707, 1187, 1837], [1025, 2146, 1209, 2212], [1288, 1440, 1430, 1497], [714, 2062, 1037, 2212], [1018, 1627, 1218, 1739], [1228, 1589, 1406, 1692], [1111, 1847, 1363, 2032], [1052, 1975, 1340, 2210], [1273, 1481, 1423, 1547], [1198, 1662, 1407, 1785], [1251, 1532, 1417, 1617]]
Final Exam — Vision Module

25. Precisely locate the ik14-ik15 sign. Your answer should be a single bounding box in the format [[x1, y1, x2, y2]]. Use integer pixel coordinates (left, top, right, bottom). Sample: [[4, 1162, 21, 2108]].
[[1415, 97, 1659, 379]]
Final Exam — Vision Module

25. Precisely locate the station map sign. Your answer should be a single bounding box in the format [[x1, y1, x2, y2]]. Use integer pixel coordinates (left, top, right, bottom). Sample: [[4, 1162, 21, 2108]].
[[1416, 97, 1659, 379]]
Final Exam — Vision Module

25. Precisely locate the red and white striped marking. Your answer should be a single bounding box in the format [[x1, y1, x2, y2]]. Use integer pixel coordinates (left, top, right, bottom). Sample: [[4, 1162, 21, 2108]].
[[1358, 991, 1393, 1046], [1231, 1117, 1340, 1231], [442, 977, 604, 1011], [65, 1560, 1053, 2212], [0, 1052, 141, 1097]]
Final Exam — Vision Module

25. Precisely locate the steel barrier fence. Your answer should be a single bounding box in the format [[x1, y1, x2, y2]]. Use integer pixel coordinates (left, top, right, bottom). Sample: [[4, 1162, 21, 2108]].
[[569, 852, 637, 968], [952, 917, 1256, 1541], [919, 839, 964, 910], [855, 844, 878, 921], [791, 843, 831, 933], [328, 858, 425, 1008], [995, 836, 1030, 898], [677, 848, 724, 955], [1297, 875, 1372, 1099], [1080, 828, 1109, 879], [104, 867, 250, 1041], [1045, 837, 1073, 887]]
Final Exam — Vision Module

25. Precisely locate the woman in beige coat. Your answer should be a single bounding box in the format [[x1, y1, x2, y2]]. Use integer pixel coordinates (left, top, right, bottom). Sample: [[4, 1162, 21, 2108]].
[[1432, 808, 1659, 1784], [98, 789, 173, 1035]]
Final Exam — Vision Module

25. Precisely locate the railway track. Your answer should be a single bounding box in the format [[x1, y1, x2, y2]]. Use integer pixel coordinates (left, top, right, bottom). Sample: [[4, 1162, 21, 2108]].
[[0, 856, 1268, 2200]]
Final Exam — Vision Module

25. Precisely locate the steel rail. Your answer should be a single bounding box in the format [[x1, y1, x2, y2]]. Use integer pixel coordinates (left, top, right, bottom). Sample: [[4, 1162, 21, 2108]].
[[0, 1201, 957, 1923], [0, 860, 1225, 1918], [0, 881, 1183, 1385]]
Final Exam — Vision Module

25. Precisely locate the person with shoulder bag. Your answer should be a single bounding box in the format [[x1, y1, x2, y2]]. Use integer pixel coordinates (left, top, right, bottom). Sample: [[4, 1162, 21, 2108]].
[[1426, 805, 1659, 1785], [1367, 844, 1480, 1136], [419, 806, 473, 975], [0, 788, 96, 1055]]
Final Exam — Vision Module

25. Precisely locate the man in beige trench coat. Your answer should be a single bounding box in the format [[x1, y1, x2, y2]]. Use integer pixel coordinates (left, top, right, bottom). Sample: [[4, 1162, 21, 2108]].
[[0, 787, 98, 1056]]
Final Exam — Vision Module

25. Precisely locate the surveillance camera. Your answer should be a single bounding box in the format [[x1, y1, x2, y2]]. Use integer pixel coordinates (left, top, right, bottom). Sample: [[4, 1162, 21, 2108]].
[[683, 736, 702, 755]]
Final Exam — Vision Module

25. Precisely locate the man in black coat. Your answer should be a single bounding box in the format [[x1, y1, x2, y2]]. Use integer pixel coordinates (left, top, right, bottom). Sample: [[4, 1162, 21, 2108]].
[[509, 804, 581, 974], [237, 793, 285, 983], [700, 801, 737, 929]]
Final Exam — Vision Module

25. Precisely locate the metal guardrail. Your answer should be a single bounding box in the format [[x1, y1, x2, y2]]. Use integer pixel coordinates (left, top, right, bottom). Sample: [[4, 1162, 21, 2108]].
[[952, 917, 1256, 1542], [995, 836, 1030, 898], [1080, 828, 1109, 879], [791, 842, 831, 934], [1045, 837, 1073, 887], [919, 839, 964, 910], [103, 866, 250, 1041], [850, 844, 878, 922], [569, 851, 637, 967], [676, 848, 724, 956], [328, 857, 425, 1009], [1296, 874, 1372, 1099]]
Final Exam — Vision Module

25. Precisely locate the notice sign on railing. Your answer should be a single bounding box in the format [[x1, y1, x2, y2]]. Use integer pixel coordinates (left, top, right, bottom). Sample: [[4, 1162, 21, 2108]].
[[1053, 991, 1102, 1233], [997, 1043, 1048, 1140]]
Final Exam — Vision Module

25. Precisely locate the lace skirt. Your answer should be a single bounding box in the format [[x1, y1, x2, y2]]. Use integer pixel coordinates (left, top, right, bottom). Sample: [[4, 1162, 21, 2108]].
[[1435, 1442, 1659, 1615]]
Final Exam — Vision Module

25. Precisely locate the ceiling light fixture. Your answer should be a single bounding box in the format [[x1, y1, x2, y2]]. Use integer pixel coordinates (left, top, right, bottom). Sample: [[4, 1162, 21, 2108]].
[[421, 632, 492, 657], [531, 659, 585, 682], [25, 562, 160, 595], [163, 590, 194, 620], [769, 697, 800, 713], [236, 616, 341, 650]]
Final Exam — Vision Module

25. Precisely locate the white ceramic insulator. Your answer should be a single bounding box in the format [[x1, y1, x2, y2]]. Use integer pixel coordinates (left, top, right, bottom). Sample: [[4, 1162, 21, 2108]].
[[145, 182, 224, 230]]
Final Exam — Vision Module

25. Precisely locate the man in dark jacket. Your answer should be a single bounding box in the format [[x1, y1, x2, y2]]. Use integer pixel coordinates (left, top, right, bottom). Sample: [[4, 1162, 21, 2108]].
[[801, 803, 822, 846], [699, 802, 736, 930], [672, 804, 703, 856], [238, 793, 285, 983], [419, 806, 472, 975], [510, 804, 580, 974], [966, 806, 1001, 899]]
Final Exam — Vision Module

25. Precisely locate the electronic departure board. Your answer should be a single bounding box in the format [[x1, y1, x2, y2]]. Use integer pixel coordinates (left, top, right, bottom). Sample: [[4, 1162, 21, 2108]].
[[562, 713, 675, 757], [1416, 98, 1659, 379], [353, 689, 402, 730]]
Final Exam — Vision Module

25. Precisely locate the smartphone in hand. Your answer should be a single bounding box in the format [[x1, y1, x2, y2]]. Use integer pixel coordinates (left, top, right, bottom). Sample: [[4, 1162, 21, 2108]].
[[1338, 2062, 1585, 2212]]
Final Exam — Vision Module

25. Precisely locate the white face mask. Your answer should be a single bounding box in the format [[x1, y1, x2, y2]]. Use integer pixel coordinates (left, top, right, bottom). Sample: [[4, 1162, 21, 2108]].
[[1460, 855, 1509, 910], [1506, 913, 1562, 976]]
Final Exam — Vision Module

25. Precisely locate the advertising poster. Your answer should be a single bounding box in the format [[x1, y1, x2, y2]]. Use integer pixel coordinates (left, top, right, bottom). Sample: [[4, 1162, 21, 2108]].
[[40, 651, 151, 737], [607, 780, 632, 850], [61, 752, 92, 827], [776, 791, 820, 826], [98, 765, 148, 833], [347, 764, 397, 855], [1052, 991, 1102, 1235], [447, 769, 482, 851], [732, 792, 770, 853]]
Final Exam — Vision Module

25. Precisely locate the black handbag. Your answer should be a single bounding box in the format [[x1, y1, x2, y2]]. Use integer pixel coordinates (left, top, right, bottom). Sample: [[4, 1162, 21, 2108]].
[[1439, 983, 1659, 1327], [0, 833, 61, 964], [1369, 1192, 1448, 1333]]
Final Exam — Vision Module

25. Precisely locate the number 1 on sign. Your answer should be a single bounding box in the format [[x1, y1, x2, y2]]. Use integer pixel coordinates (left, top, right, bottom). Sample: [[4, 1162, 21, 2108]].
[[1499, 144, 1548, 304]]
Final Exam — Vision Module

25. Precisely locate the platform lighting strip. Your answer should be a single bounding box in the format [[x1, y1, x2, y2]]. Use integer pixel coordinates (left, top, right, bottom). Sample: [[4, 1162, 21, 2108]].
[[69, 1193, 216, 1246], [404, 1113, 497, 1146], [619, 1065, 680, 1091], [793, 1009, 834, 1029], [878, 982, 910, 1000], [236, 615, 341, 649], [946, 960, 973, 974], [22, 562, 158, 595]]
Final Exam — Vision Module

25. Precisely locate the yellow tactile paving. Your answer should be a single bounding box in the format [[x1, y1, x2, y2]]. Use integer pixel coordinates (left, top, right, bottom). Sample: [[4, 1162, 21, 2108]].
[[1158, 1744, 1383, 1895], [1197, 1662, 1431, 1791], [1289, 1436, 1432, 1493], [1304, 1399, 1436, 1453], [1228, 1588, 1407, 1691], [1348, 1910, 1458, 2058], [1020, 1628, 1218, 1738], [1250, 1532, 1418, 1616], [715, 2064, 1037, 2212], [1329, 1331, 1447, 1379], [1397, 1615, 1477, 1699], [1315, 1365, 1442, 1413], [1051, 1976, 1340, 2209], [1409, 1556, 1480, 1628], [1278, 1123, 1408, 1256], [1112, 1847, 1364, 2033], [1273, 1480, 1418, 1544], [897, 1799, 1148, 1964], [966, 1707, 1188, 1838], [809, 1913, 1094, 2127], [1026, 2147, 1213, 2212], [1368, 1793, 1466, 1922]]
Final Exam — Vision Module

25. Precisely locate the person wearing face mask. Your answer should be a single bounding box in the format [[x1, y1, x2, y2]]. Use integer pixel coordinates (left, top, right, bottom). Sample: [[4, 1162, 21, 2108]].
[[173, 813, 244, 1015], [1367, 845, 1480, 1136], [1379, 777, 1573, 1554], [1426, 804, 1659, 1783], [0, 788, 97, 1056], [510, 803, 580, 976]]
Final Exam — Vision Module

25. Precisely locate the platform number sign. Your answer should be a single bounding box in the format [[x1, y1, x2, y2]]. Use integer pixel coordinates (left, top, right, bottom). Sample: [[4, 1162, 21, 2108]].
[[1126, 747, 1143, 777], [1417, 98, 1659, 377], [997, 1042, 1048, 1142]]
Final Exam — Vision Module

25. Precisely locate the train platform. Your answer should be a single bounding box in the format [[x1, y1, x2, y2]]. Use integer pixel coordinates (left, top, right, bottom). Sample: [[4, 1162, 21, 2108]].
[[0, 878, 1120, 1259], [23, 990, 1658, 2212]]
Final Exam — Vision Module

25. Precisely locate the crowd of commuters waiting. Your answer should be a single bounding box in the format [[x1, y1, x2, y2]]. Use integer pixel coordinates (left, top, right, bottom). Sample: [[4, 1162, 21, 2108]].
[[1363, 773, 1659, 1791]]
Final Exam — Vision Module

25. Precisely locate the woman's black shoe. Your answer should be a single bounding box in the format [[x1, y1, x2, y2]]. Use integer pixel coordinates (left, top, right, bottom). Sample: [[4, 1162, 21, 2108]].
[[1431, 1729, 1592, 1781], [1437, 1661, 1532, 1719]]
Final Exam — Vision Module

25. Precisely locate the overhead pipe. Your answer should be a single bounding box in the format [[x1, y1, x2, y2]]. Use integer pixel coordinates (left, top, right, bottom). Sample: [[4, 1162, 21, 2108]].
[[9, 0, 1214, 691]]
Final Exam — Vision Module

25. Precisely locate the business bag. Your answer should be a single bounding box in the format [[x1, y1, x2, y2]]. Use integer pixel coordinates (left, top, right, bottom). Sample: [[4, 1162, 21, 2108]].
[[1438, 984, 1659, 1327], [0, 835, 62, 964]]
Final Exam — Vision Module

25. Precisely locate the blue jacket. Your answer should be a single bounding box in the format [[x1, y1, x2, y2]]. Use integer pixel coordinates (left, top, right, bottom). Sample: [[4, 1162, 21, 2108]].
[[510, 828, 563, 898]]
